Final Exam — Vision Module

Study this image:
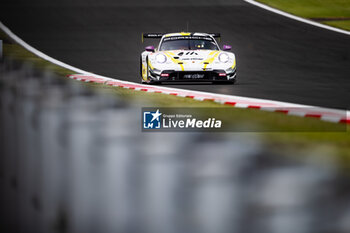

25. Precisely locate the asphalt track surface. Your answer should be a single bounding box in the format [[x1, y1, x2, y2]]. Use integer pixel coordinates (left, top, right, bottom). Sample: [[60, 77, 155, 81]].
[[1, 0, 349, 109]]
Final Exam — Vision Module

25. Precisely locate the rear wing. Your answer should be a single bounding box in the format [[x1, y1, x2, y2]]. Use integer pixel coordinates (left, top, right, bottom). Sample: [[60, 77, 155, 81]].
[[142, 33, 164, 43], [208, 33, 221, 38], [141, 32, 221, 42], [208, 33, 221, 42]]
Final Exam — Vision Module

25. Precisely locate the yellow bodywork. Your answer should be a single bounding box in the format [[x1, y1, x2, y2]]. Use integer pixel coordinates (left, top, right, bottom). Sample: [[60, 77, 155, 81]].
[[142, 63, 147, 80], [202, 50, 220, 70], [164, 52, 185, 71]]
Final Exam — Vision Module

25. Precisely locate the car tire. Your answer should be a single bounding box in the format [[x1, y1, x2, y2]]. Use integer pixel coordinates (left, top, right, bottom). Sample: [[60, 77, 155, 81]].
[[140, 56, 149, 83], [144, 57, 161, 85], [140, 56, 143, 78]]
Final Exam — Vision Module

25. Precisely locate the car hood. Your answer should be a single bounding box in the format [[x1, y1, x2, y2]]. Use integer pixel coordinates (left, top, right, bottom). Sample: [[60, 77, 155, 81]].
[[149, 49, 235, 71], [157, 50, 222, 61]]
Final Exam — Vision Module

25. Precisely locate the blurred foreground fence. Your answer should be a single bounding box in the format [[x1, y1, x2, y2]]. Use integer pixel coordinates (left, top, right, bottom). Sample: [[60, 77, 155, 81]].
[[1, 57, 350, 233]]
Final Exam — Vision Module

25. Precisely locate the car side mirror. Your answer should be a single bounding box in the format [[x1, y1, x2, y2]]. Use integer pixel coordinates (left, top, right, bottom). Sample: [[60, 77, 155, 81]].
[[145, 46, 155, 52], [223, 45, 232, 51]]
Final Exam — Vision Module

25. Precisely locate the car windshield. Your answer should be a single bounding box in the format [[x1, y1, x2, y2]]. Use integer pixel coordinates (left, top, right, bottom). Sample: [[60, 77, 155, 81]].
[[159, 37, 218, 51]]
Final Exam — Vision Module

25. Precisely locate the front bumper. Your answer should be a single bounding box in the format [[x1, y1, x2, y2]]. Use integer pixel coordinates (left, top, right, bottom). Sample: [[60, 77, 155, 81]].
[[149, 69, 236, 82]]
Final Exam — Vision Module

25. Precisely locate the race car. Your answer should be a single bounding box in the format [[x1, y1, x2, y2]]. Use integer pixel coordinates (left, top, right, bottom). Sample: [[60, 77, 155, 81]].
[[140, 32, 237, 84]]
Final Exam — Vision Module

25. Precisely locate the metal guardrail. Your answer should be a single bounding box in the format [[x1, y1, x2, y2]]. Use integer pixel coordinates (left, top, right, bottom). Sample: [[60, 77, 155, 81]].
[[1, 57, 350, 233]]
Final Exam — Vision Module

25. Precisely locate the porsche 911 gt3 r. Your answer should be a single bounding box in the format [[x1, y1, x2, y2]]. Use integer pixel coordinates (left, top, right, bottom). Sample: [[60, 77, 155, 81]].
[[140, 32, 237, 84]]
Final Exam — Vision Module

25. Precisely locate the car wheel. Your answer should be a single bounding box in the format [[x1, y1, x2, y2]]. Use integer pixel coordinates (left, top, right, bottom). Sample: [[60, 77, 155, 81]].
[[145, 57, 161, 84], [140, 56, 143, 79], [140, 56, 149, 83]]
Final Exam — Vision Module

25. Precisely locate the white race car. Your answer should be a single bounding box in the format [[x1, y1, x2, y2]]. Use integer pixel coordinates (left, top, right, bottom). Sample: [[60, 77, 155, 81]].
[[140, 32, 237, 84]]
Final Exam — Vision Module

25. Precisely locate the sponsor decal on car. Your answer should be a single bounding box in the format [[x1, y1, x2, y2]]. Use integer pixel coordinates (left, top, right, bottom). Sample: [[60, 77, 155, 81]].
[[163, 36, 213, 41], [183, 74, 205, 79]]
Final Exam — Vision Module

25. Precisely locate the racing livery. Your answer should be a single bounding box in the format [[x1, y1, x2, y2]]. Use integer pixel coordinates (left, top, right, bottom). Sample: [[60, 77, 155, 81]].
[[140, 32, 237, 84]]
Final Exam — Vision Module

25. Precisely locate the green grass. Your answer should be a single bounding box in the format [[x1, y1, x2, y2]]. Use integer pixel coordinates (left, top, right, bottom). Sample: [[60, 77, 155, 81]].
[[2, 28, 350, 171], [256, 0, 350, 31], [323, 20, 350, 31]]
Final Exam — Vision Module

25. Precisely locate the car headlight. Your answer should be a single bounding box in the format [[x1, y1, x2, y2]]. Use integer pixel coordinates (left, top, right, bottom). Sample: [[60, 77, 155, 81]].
[[218, 53, 229, 63], [155, 54, 167, 63]]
